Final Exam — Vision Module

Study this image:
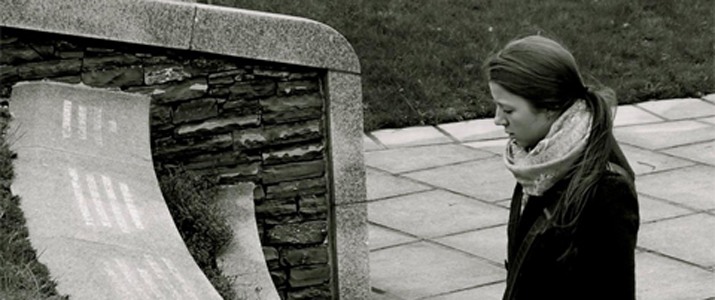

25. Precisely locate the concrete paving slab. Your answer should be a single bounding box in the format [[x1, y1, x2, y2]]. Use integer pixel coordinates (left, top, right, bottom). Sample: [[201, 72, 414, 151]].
[[614, 120, 715, 150], [620, 144, 695, 175], [404, 157, 515, 202], [662, 140, 715, 166], [637, 166, 715, 210], [366, 168, 431, 201], [462, 139, 508, 155], [371, 126, 452, 148], [437, 119, 507, 142], [704, 93, 715, 104], [368, 224, 418, 251], [638, 214, 715, 269], [368, 190, 508, 238], [635, 252, 715, 300], [365, 144, 494, 174], [364, 134, 385, 152], [638, 194, 695, 224], [697, 116, 715, 125], [426, 282, 506, 300], [433, 225, 507, 265], [636, 98, 715, 120], [370, 242, 506, 299], [613, 105, 664, 127]]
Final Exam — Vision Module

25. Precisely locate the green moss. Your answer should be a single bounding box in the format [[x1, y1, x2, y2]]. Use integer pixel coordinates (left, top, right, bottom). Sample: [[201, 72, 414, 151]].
[[157, 168, 238, 300]]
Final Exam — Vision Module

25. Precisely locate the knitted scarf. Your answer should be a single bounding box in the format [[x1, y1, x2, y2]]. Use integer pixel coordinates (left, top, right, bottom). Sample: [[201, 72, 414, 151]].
[[504, 99, 591, 197]]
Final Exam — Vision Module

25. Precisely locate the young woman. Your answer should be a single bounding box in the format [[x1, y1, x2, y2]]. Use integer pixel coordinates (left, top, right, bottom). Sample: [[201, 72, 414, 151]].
[[484, 35, 640, 300]]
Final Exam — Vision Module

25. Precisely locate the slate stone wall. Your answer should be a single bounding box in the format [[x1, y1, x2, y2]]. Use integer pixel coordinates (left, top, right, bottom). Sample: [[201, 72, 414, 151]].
[[1, 27, 332, 299]]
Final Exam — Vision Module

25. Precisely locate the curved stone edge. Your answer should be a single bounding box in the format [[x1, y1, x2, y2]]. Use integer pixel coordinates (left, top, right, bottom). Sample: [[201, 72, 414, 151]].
[[0, 0, 361, 74], [215, 183, 281, 300]]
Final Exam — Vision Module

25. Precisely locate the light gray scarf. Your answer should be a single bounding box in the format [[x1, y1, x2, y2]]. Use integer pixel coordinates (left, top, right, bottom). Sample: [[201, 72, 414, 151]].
[[504, 99, 591, 197]]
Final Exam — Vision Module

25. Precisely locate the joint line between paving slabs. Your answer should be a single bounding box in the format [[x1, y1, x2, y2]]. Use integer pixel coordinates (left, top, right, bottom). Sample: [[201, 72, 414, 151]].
[[433, 125, 461, 143], [368, 164, 509, 209], [637, 191, 709, 214], [636, 247, 714, 273], [617, 140, 715, 169], [364, 131, 388, 149], [631, 104, 670, 121]]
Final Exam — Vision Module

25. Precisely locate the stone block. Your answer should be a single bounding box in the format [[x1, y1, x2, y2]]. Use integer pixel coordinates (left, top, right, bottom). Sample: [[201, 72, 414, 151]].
[[216, 162, 262, 182], [277, 80, 320, 96], [208, 75, 235, 85], [176, 115, 260, 136], [184, 57, 239, 76], [153, 133, 233, 158], [229, 79, 276, 100], [280, 246, 328, 267], [263, 120, 323, 146], [263, 160, 325, 184], [261, 94, 324, 124], [263, 143, 324, 165], [182, 150, 260, 170], [266, 221, 327, 245], [253, 68, 292, 79], [173, 98, 218, 124], [49, 75, 81, 84], [149, 105, 172, 127], [265, 178, 327, 199], [128, 78, 207, 104], [81, 66, 144, 88], [270, 270, 287, 287], [222, 99, 261, 115], [264, 214, 303, 226], [254, 185, 266, 201], [288, 265, 329, 288], [208, 85, 231, 97], [0, 44, 43, 64], [144, 65, 191, 85], [0, 65, 19, 82], [18, 59, 82, 79], [82, 54, 141, 71], [233, 128, 268, 149], [287, 286, 331, 300], [256, 198, 298, 218], [208, 69, 246, 83], [300, 195, 328, 217], [263, 246, 280, 269]]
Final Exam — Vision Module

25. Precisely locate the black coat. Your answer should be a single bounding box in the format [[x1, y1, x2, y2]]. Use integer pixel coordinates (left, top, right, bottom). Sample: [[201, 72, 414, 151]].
[[503, 165, 640, 300]]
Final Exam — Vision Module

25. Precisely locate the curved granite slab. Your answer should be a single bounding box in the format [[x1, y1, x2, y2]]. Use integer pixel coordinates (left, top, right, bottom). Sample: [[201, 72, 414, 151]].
[[9, 81, 227, 299]]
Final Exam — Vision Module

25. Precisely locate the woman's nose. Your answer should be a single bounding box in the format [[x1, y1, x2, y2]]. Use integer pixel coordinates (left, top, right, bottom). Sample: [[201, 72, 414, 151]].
[[494, 108, 507, 126]]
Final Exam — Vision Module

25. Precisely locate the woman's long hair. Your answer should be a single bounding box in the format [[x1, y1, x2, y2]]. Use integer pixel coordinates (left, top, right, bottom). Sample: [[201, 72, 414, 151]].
[[484, 35, 633, 227]]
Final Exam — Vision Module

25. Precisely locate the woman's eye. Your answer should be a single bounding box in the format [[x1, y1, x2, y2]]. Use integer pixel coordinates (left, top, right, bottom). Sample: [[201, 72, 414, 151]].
[[503, 110, 513, 114]]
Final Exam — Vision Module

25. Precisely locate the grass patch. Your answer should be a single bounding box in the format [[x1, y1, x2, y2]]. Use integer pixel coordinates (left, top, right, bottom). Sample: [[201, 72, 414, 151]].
[[205, 0, 712, 131], [0, 108, 68, 300], [157, 168, 238, 300]]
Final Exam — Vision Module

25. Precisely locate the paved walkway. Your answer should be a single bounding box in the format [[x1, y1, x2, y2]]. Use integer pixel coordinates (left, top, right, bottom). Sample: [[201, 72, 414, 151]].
[[365, 96, 715, 300]]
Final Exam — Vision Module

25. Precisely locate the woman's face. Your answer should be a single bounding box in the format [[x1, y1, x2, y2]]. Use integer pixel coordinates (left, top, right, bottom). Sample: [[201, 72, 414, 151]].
[[489, 82, 556, 149]]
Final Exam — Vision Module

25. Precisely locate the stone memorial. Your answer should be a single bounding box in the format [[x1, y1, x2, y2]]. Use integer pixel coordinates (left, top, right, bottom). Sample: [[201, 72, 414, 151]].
[[2, 0, 368, 298]]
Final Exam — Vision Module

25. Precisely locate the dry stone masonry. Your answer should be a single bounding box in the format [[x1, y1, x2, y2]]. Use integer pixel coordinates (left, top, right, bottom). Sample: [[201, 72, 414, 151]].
[[1, 27, 333, 299]]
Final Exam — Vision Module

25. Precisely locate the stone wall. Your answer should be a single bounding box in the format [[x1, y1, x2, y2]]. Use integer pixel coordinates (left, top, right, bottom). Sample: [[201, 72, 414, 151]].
[[1, 27, 332, 299]]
